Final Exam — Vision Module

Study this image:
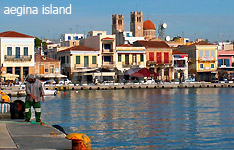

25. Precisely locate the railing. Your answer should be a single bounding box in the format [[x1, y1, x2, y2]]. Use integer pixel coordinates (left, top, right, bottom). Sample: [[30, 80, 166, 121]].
[[102, 49, 114, 53], [5, 55, 32, 61], [147, 60, 172, 65], [74, 64, 98, 69], [122, 62, 140, 68]]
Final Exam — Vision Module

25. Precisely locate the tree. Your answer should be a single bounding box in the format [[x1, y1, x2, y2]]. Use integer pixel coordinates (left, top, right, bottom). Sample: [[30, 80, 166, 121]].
[[205, 38, 209, 43], [34, 37, 47, 48]]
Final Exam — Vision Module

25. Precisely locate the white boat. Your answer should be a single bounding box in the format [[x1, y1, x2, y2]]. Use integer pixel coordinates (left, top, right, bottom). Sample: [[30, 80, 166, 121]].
[[44, 90, 57, 96]]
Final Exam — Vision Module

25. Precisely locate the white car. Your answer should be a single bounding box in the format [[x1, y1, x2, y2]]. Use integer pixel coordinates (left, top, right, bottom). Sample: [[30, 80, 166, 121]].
[[59, 79, 72, 85]]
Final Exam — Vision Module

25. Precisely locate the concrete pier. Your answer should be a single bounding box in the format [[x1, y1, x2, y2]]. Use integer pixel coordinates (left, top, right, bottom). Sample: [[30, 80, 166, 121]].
[[0, 121, 70, 150], [44, 82, 234, 91]]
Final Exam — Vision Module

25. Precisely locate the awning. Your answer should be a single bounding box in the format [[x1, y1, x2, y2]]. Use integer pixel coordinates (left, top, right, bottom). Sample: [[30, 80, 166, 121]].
[[93, 72, 115, 77], [55, 74, 67, 78], [2, 73, 19, 80], [130, 68, 159, 77]]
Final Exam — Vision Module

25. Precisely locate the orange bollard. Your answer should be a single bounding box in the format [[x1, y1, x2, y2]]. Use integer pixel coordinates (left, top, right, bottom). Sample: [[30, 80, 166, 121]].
[[66, 133, 91, 150]]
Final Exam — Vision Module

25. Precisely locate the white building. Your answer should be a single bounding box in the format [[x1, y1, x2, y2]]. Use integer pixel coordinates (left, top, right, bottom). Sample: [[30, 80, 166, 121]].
[[0, 31, 35, 81], [115, 31, 145, 46], [60, 33, 85, 42], [172, 51, 189, 81]]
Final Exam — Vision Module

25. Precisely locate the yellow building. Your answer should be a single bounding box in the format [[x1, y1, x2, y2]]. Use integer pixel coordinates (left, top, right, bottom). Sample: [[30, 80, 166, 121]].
[[0, 31, 35, 82], [177, 42, 218, 81], [116, 44, 146, 71], [79, 31, 116, 69], [57, 45, 100, 80]]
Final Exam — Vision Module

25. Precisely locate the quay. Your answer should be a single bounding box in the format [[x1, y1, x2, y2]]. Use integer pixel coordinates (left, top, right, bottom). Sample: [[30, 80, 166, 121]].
[[1, 82, 234, 97], [0, 121, 70, 149], [44, 82, 234, 91]]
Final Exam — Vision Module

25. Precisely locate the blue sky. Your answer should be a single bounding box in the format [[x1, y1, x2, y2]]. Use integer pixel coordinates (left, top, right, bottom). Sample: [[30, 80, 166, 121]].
[[0, 0, 234, 42]]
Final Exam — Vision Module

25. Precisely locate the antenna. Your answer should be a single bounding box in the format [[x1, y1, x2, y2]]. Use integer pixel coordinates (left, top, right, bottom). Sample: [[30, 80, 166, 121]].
[[158, 23, 167, 40]]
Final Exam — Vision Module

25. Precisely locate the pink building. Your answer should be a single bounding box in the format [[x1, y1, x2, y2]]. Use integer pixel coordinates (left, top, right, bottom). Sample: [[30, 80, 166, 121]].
[[217, 50, 234, 79]]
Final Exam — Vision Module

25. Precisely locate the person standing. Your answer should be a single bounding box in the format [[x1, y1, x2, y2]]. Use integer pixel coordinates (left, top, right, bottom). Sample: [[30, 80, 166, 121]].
[[25, 74, 44, 122]]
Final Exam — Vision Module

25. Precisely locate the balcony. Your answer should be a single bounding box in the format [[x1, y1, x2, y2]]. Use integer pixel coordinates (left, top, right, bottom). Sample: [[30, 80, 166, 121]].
[[74, 64, 98, 69], [5, 55, 32, 61], [102, 61, 115, 68], [198, 57, 215, 62], [122, 62, 140, 68], [147, 60, 172, 65], [102, 49, 114, 53]]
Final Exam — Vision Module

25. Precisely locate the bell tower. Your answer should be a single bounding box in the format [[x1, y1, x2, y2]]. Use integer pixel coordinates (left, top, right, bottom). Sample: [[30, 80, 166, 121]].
[[130, 11, 143, 37], [112, 14, 125, 35]]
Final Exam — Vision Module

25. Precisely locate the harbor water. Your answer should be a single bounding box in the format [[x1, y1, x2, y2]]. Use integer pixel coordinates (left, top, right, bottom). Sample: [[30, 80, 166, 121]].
[[42, 88, 234, 149]]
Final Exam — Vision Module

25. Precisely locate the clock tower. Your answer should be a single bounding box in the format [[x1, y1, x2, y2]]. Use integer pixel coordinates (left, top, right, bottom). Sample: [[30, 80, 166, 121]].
[[130, 11, 143, 37]]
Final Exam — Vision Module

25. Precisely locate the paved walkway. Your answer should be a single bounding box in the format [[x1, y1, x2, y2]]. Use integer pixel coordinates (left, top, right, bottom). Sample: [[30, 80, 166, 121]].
[[0, 121, 71, 150]]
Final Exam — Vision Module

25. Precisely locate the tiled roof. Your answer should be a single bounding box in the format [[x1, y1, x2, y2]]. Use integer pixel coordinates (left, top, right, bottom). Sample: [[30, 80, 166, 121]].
[[173, 51, 188, 55], [102, 37, 114, 40], [143, 20, 156, 30], [58, 46, 98, 53], [0, 31, 34, 38], [133, 40, 170, 48], [116, 44, 132, 47], [35, 54, 59, 62], [190, 41, 215, 46]]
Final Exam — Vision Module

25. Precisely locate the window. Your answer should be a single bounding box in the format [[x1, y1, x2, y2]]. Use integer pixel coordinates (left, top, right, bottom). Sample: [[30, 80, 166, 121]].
[[15, 47, 20, 58], [45, 69, 49, 72], [219, 59, 230, 67], [126, 33, 130, 37], [164, 52, 169, 63], [140, 54, 144, 62], [210, 50, 215, 57], [92, 56, 96, 64], [211, 64, 214, 69], [156, 52, 162, 63], [61, 56, 65, 64], [7, 47, 12, 56], [204, 50, 209, 57], [6, 67, 12, 74], [50, 66, 54, 73], [104, 44, 111, 50], [118, 54, 121, 62], [199, 50, 203, 57], [149, 52, 154, 61], [75, 36, 78, 40], [104, 56, 111, 62], [200, 64, 204, 69], [24, 47, 28, 56], [76, 56, 80, 64], [118, 20, 122, 25], [68, 36, 71, 40]]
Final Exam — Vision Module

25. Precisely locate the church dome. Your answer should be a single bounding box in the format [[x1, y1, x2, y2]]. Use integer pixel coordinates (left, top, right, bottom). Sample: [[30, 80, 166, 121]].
[[143, 20, 156, 30]]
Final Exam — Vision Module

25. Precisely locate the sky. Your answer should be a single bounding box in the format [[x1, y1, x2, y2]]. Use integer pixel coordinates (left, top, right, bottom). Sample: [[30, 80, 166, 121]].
[[0, 0, 234, 42]]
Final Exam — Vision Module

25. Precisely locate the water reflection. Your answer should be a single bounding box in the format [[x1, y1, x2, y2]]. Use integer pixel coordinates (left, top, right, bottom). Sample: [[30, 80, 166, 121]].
[[42, 88, 234, 149]]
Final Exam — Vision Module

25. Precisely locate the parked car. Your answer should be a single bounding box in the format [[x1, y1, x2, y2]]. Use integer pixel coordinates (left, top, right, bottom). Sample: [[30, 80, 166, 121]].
[[211, 78, 219, 83], [59, 79, 72, 85]]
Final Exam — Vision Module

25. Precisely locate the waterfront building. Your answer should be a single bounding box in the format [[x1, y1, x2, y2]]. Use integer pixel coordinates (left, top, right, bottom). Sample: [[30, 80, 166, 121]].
[[177, 42, 218, 81], [57, 45, 99, 81], [217, 50, 234, 80], [116, 44, 146, 72], [34, 54, 60, 75], [172, 51, 189, 81], [0, 31, 35, 81], [79, 31, 116, 69], [133, 40, 173, 81]]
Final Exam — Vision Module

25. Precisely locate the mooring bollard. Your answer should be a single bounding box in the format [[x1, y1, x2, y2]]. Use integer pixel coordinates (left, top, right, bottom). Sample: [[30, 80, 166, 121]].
[[66, 133, 91, 150]]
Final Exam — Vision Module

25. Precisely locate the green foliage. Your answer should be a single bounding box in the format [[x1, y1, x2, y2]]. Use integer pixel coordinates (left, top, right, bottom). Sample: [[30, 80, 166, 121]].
[[34, 37, 47, 48]]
